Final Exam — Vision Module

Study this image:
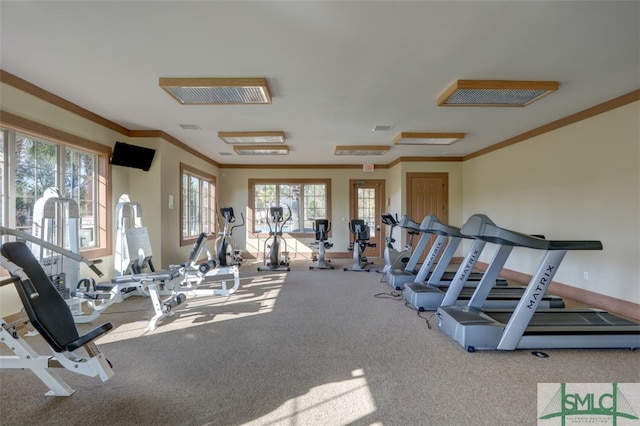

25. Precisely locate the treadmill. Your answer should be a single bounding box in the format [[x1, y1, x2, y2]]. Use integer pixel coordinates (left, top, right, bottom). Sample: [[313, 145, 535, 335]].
[[436, 214, 640, 351], [385, 215, 431, 290], [386, 215, 507, 290], [403, 216, 564, 311]]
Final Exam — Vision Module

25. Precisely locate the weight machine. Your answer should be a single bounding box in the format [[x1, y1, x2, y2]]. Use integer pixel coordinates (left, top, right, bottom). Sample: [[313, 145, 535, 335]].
[[114, 194, 149, 276], [0, 225, 116, 324], [103, 232, 241, 331], [258, 205, 291, 272], [309, 219, 334, 270], [0, 241, 113, 396], [30, 187, 80, 301], [16, 188, 114, 323], [344, 219, 376, 272]]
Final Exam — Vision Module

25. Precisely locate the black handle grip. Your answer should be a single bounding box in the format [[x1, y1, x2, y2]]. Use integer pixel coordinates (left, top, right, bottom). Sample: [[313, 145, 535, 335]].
[[23, 279, 40, 299], [89, 264, 104, 277]]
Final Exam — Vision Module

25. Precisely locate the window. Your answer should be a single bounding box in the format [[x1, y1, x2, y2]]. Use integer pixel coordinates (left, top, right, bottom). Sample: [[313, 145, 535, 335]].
[[0, 121, 110, 258], [66, 148, 98, 248], [180, 163, 215, 246], [14, 134, 59, 233], [0, 130, 6, 227], [250, 179, 330, 235]]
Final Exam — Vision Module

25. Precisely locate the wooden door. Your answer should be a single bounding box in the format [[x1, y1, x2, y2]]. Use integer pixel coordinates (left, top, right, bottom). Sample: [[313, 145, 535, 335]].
[[406, 173, 448, 261]]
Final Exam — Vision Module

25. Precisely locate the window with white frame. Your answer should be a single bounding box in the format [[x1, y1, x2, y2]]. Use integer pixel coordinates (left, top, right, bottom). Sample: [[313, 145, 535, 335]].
[[180, 163, 215, 245], [250, 179, 330, 235]]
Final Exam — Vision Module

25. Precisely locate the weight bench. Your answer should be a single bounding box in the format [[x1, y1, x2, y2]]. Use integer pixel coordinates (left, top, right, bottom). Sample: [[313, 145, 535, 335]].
[[0, 241, 114, 396], [98, 232, 241, 331]]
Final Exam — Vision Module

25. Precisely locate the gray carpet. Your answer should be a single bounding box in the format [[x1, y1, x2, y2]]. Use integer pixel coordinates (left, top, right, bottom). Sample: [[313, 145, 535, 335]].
[[1, 258, 638, 426]]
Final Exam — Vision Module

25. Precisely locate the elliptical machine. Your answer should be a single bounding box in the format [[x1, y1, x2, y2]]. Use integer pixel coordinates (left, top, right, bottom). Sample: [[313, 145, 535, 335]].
[[214, 206, 245, 267], [309, 219, 334, 270], [257, 205, 291, 272], [344, 219, 376, 272], [376, 213, 416, 276]]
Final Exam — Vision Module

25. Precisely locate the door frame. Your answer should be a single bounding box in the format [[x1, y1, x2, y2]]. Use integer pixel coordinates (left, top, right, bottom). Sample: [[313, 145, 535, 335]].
[[349, 179, 385, 257]]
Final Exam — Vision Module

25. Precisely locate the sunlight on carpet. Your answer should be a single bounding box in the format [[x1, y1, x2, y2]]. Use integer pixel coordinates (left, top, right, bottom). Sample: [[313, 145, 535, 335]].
[[95, 271, 287, 344]]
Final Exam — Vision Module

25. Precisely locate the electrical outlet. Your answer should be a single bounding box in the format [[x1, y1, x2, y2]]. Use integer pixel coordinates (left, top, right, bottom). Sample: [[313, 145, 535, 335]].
[[583, 271, 589, 280]]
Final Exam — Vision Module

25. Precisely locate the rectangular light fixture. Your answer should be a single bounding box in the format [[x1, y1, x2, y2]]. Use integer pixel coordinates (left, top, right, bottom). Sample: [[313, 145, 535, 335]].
[[334, 145, 390, 156], [393, 132, 465, 145], [437, 80, 558, 107], [233, 145, 289, 155], [218, 131, 285, 144], [159, 77, 272, 104]]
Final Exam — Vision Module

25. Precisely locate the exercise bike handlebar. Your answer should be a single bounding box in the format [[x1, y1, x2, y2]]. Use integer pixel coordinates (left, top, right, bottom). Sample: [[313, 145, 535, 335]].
[[380, 213, 398, 226]]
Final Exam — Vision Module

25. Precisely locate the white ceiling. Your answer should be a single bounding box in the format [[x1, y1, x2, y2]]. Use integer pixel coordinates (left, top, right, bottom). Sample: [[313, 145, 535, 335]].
[[1, 1, 638, 166]]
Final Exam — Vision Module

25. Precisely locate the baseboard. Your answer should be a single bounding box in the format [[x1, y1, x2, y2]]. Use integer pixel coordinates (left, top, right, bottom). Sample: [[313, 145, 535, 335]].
[[476, 261, 640, 321], [246, 251, 360, 260]]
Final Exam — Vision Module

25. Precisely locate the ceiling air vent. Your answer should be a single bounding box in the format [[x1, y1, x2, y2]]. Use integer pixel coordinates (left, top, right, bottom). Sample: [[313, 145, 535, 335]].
[[437, 80, 558, 107]]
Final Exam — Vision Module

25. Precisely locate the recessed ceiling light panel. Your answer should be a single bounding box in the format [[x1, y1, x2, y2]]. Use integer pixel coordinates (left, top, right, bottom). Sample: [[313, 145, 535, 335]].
[[437, 80, 558, 107], [233, 145, 289, 155], [219, 131, 285, 144], [334, 145, 390, 156], [393, 132, 465, 145], [160, 77, 272, 104], [179, 124, 201, 130]]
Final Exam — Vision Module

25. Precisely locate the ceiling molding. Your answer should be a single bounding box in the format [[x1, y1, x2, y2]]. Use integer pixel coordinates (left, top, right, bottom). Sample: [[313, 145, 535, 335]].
[[3, 70, 637, 168], [464, 89, 640, 161], [129, 130, 220, 167], [0, 69, 130, 135]]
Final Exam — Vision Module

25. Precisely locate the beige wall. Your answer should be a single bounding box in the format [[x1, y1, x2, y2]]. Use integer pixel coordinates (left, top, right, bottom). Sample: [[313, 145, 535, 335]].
[[1, 78, 638, 317], [218, 164, 464, 261], [461, 101, 640, 304]]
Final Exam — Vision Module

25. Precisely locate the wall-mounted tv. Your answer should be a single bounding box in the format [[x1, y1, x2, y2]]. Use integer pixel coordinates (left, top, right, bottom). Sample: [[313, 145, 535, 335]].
[[109, 141, 156, 171]]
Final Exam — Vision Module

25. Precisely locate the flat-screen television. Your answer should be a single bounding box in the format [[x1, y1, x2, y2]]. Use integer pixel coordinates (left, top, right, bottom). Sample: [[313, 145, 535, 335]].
[[109, 141, 156, 171]]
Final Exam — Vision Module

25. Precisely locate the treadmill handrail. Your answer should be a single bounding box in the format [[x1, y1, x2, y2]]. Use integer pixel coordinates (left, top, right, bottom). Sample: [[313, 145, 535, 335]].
[[419, 215, 467, 238], [397, 215, 420, 232], [461, 214, 602, 250]]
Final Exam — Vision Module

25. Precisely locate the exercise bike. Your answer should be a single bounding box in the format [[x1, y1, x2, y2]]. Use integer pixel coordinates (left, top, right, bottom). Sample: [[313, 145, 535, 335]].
[[376, 213, 416, 277], [344, 219, 376, 272], [213, 206, 245, 268], [257, 205, 291, 272], [309, 219, 334, 270]]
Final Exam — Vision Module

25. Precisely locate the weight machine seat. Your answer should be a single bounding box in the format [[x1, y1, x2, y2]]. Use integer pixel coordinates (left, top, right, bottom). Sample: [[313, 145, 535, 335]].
[[0, 242, 113, 353], [110, 269, 181, 284]]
